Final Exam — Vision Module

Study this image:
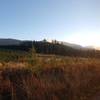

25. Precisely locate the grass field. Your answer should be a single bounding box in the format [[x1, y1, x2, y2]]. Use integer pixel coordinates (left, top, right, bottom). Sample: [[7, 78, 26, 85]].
[[0, 50, 100, 100]]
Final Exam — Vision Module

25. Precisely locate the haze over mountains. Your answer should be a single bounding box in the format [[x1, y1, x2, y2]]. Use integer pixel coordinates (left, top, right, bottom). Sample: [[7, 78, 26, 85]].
[[0, 38, 96, 50], [0, 39, 21, 45]]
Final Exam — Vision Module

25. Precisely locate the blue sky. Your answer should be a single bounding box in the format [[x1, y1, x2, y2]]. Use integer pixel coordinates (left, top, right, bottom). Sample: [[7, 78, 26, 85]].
[[0, 0, 100, 46]]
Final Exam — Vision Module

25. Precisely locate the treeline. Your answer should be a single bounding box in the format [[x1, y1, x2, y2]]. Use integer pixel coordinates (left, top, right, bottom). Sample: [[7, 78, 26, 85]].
[[28, 41, 100, 58], [0, 40, 100, 58]]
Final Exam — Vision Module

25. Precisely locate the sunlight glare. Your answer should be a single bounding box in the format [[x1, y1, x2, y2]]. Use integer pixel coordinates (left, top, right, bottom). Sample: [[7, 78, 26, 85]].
[[67, 33, 100, 48]]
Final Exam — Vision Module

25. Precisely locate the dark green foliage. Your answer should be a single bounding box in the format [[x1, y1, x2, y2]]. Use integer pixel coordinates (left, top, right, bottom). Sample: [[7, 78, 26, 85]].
[[0, 40, 100, 59], [23, 41, 100, 58], [0, 49, 27, 62]]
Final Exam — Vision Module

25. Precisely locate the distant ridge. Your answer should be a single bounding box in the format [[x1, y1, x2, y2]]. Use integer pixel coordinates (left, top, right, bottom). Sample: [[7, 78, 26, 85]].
[[62, 42, 83, 49], [0, 38, 21, 45], [58, 41, 95, 50], [0, 38, 96, 50]]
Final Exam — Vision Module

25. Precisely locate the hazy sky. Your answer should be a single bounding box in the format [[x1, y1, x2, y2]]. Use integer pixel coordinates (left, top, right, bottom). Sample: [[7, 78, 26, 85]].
[[0, 0, 100, 46]]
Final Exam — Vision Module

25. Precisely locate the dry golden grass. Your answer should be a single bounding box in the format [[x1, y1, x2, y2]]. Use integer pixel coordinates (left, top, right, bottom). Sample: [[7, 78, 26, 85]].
[[0, 55, 100, 100]]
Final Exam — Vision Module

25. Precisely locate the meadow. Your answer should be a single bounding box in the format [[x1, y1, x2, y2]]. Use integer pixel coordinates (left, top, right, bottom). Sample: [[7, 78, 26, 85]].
[[0, 49, 100, 100]]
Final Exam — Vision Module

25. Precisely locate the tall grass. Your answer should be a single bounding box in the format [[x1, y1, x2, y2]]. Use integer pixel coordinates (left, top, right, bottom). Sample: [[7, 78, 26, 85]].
[[0, 49, 100, 99]]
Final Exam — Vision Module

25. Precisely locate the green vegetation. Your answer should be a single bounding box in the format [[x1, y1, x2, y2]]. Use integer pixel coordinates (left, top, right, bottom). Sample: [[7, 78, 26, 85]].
[[1, 40, 100, 58], [0, 49, 27, 62]]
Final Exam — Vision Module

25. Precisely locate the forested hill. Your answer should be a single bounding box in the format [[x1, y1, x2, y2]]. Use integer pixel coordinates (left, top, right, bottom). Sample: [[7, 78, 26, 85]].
[[0, 40, 100, 58]]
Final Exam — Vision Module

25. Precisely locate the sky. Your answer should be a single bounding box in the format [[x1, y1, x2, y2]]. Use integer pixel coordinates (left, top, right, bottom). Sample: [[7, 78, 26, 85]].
[[0, 0, 100, 47]]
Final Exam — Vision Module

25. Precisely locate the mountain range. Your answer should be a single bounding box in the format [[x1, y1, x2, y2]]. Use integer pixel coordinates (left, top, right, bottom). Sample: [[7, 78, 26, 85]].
[[0, 38, 21, 45], [0, 38, 96, 50]]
